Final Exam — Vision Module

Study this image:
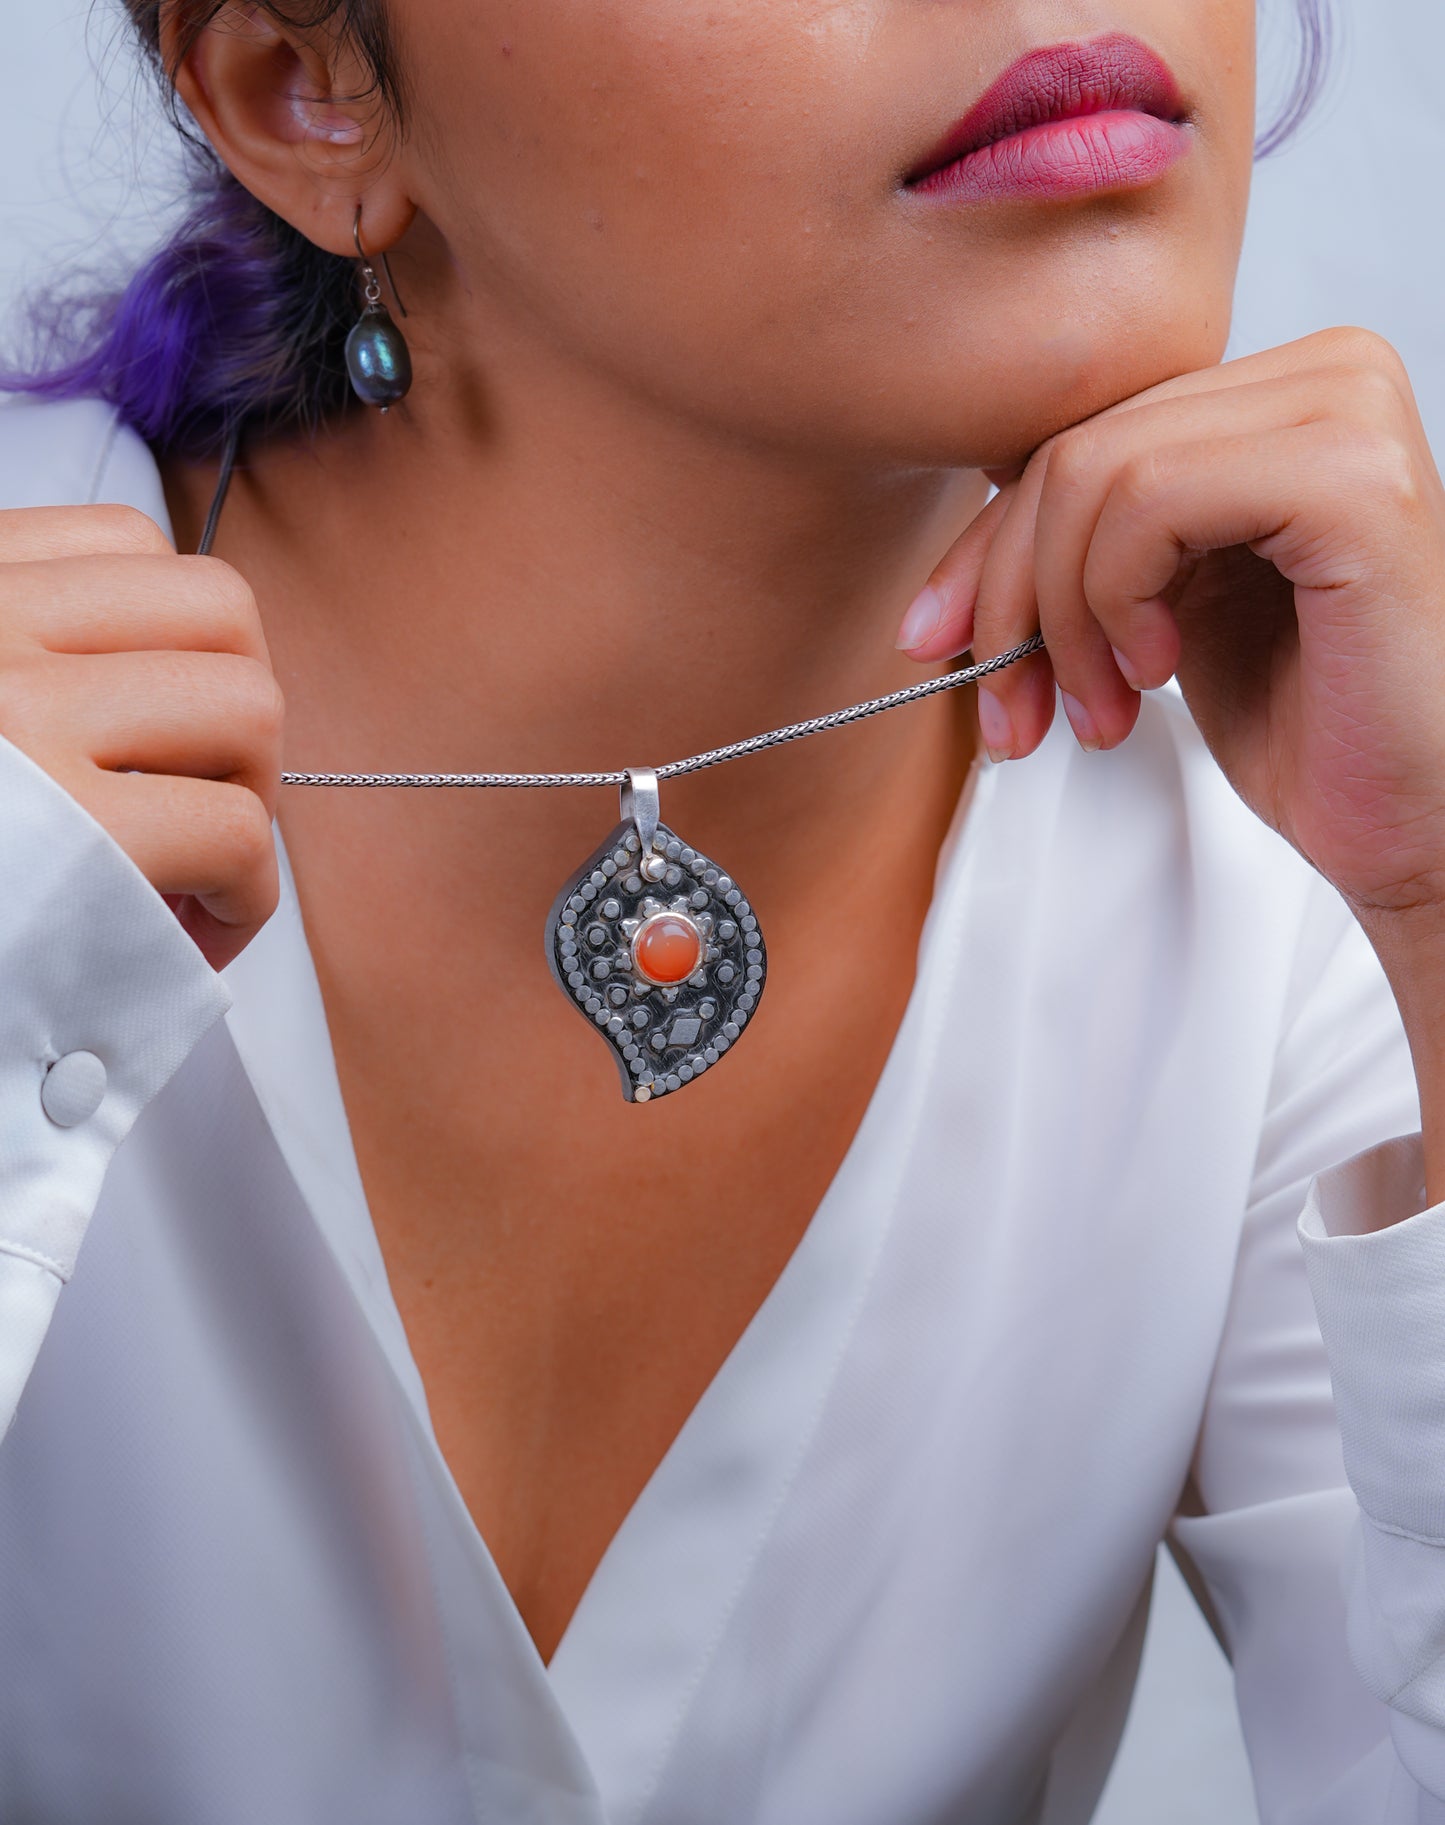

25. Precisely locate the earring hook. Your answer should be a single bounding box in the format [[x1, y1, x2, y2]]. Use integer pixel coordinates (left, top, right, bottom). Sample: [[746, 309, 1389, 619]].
[[351, 204, 409, 319]]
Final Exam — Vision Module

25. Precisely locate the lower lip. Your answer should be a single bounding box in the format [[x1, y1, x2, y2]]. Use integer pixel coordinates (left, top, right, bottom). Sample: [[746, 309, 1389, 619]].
[[910, 110, 1189, 205]]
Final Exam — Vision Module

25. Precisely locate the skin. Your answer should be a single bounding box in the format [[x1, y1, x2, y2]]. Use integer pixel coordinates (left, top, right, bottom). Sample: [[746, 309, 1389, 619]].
[[3, 0, 1445, 1664]]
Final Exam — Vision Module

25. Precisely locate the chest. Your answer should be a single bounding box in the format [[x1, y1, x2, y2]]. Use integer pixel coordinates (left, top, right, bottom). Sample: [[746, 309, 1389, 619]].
[[319, 874, 932, 1664], [279, 757, 973, 1662]]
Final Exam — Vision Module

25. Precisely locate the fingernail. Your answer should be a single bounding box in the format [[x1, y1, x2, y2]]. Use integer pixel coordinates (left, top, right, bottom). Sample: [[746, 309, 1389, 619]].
[[1110, 644, 1143, 691], [976, 686, 1014, 762], [1060, 691, 1102, 752], [895, 584, 946, 653]]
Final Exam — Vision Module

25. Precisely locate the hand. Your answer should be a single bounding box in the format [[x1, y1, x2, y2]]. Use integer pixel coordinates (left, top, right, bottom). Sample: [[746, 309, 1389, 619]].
[[0, 504, 283, 971], [897, 328, 1445, 937], [897, 327, 1445, 1197]]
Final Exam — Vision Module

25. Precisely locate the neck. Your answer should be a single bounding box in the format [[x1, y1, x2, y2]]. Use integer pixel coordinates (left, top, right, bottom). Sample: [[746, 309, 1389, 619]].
[[164, 328, 989, 925]]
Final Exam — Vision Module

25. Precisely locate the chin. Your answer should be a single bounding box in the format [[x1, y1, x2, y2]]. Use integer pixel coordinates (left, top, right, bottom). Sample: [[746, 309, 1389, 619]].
[[899, 299, 1236, 473]]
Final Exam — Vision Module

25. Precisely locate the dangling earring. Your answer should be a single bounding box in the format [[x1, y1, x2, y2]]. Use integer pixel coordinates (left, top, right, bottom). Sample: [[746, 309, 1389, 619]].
[[345, 206, 413, 412]]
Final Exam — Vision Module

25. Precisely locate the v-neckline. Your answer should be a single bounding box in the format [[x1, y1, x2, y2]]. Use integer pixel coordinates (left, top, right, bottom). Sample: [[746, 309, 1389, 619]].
[[543, 755, 1000, 1819], [219, 752, 1001, 1820], [75, 411, 1035, 1821]]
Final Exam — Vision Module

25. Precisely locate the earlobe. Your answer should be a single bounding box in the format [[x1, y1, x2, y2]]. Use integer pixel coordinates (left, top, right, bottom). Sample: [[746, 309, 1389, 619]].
[[164, 0, 413, 260]]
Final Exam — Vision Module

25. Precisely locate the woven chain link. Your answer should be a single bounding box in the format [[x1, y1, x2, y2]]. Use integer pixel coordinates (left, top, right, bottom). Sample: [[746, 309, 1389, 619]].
[[279, 633, 1046, 789], [197, 428, 1046, 795]]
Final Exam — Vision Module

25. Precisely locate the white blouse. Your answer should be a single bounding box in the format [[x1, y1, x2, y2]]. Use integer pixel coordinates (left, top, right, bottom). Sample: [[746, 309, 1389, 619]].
[[4, 394, 1445, 1824]]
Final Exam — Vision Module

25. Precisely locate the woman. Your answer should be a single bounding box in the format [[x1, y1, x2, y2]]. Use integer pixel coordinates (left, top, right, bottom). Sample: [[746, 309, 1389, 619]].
[[2, 0, 1444, 1817]]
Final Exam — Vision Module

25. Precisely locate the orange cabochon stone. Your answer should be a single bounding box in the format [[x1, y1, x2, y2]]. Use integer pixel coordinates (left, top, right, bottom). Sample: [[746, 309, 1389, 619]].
[[633, 914, 703, 985]]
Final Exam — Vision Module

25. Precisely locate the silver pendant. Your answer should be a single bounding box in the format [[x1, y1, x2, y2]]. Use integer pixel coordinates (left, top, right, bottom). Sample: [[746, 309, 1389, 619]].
[[544, 768, 767, 1103]]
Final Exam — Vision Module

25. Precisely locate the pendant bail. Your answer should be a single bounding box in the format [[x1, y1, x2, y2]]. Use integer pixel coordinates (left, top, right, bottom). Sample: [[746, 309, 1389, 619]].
[[621, 767, 664, 879]]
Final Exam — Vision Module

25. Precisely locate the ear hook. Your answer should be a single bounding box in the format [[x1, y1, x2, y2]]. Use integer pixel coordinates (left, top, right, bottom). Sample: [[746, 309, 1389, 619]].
[[346, 204, 414, 410], [351, 204, 409, 319]]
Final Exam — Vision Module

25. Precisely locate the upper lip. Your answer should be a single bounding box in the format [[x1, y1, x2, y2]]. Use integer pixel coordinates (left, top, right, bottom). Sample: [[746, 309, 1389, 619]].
[[903, 34, 1187, 186]]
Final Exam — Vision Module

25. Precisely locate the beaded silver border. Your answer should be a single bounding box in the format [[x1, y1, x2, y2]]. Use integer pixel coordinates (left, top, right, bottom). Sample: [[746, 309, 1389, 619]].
[[544, 821, 767, 1103]]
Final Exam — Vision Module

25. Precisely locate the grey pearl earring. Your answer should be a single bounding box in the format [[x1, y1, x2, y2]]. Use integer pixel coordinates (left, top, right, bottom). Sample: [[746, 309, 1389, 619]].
[[345, 207, 413, 412]]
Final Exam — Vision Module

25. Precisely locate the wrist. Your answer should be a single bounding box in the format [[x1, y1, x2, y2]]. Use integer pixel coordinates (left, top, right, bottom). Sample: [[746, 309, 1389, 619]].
[[1354, 901, 1445, 1204]]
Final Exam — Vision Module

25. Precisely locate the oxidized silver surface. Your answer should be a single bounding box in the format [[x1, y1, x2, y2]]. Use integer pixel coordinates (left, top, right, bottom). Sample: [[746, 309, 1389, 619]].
[[544, 773, 767, 1104]]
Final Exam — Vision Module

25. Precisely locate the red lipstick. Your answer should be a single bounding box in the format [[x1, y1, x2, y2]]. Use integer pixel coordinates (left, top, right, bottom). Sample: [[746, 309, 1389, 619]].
[[904, 35, 1191, 205]]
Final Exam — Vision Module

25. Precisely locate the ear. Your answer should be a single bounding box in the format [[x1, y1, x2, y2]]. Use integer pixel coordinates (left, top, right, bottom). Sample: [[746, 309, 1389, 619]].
[[164, 2, 415, 257]]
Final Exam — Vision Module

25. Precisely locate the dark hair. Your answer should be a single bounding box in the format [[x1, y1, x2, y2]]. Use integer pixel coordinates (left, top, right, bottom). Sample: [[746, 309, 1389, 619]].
[[3, 0, 1330, 460]]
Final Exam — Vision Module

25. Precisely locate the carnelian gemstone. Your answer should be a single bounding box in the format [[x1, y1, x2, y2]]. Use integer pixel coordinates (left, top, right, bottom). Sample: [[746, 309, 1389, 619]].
[[632, 913, 703, 985]]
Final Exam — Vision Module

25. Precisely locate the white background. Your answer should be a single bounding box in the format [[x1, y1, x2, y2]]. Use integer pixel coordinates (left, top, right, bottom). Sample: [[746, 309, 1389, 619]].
[[2, 3, 1442, 1819]]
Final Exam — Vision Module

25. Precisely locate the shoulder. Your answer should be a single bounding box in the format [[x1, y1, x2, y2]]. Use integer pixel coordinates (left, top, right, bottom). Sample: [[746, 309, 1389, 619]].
[[0, 395, 171, 529]]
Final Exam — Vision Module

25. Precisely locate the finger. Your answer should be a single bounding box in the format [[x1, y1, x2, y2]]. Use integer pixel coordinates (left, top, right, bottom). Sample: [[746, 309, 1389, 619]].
[[0, 504, 173, 562], [1084, 325, 1413, 425], [899, 365, 1335, 676], [904, 369, 1341, 755], [1029, 372, 1382, 747], [894, 478, 1058, 760], [972, 648, 1058, 762], [82, 768, 279, 937], [895, 484, 1016, 661], [1080, 424, 1361, 625], [1035, 428, 1186, 751], [967, 456, 1062, 759], [1076, 421, 1405, 776], [56, 649, 284, 813], [0, 551, 271, 666], [170, 895, 271, 974], [901, 340, 1415, 759]]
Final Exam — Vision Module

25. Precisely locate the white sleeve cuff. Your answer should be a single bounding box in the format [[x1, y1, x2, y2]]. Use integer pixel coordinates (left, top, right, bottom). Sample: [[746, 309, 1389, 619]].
[[0, 732, 232, 1286], [1300, 1132, 1445, 1541]]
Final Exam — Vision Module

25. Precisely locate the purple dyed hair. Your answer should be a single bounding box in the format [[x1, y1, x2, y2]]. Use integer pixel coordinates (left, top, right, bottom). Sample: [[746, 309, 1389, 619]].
[[3, 0, 398, 459], [3, 0, 1330, 461], [1258, 0, 1331, 157]]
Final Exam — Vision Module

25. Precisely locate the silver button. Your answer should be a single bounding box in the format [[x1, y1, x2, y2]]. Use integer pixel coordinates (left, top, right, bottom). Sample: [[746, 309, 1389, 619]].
[[41, 1051, 107, 1128]]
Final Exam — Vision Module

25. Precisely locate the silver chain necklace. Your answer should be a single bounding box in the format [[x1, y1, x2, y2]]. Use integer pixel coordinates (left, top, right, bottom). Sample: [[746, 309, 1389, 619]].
[[200, 430, 1043, 1103]]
